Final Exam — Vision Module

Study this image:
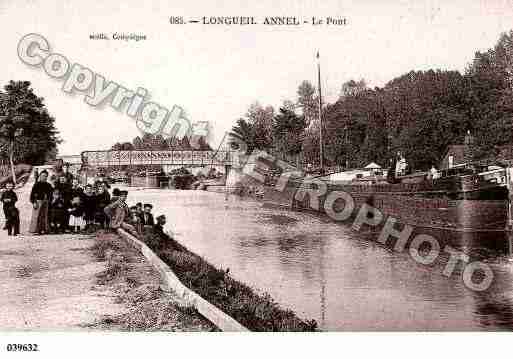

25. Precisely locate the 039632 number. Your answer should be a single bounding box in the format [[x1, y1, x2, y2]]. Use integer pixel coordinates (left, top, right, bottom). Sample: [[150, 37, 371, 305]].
[[6, 344, 39, 352]]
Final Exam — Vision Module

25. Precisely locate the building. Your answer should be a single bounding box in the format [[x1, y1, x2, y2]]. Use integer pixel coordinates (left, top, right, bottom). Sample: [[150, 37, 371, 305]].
[[440, 131, 475, 169]]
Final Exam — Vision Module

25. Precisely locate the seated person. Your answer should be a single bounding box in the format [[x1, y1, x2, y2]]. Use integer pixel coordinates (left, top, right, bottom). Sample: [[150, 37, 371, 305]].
[[141, 203, 154, 226], [110, 188, 120, 204], [135, 202, 143, 218], [149, 215, 181, 251], [104, 190, 129, 229], [126, 205, 143, 234], [153, 214, 166, 236]]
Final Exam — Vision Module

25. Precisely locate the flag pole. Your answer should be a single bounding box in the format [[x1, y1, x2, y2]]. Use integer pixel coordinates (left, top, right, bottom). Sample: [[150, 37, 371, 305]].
[[317, 51, 324, 173]]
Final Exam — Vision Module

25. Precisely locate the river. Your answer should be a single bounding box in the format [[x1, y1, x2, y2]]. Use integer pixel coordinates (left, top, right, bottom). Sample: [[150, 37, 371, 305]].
[[125, 188, 513, 330]]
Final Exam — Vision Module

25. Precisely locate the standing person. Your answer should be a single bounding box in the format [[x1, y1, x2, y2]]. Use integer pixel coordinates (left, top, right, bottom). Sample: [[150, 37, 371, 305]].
[[82, 184, 97, 230], [104, 190, 129, 229], [67, 195, 85, 233], [29, 170, 53, 235], [135, 202, 143, 220], [95, 182, 111, 228], [68, 178, 84, 202], [94, 174, 111, 190], [55, 175, 71, 231], [1, 182, 20, 236], [61, 163, 74, 184], [49, 188, 66, 234]]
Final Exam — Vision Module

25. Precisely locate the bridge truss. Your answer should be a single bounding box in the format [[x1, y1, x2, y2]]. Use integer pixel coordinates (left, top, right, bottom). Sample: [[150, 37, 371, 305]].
[[81, 150, 233, 168]]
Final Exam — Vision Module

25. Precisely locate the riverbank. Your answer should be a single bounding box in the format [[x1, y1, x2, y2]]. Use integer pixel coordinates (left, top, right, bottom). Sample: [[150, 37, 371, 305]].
[[0, 174, 214, 331], [138, 229, 318, 331], [86, 231, 216, 331]]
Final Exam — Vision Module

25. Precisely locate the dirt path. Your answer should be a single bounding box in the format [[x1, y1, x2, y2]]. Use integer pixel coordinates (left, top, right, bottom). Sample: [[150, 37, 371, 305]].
[[0, 175, 213, 331]]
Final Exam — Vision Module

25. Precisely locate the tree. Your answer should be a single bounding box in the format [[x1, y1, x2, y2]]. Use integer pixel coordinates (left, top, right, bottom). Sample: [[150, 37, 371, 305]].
[[112, 142, 123, 150], [132, 136, 143, 150], [340, 79, 367, 98], [0, 81, 60, 183], [247, 102, 273, 151], [229, 102, 274, 154], [141, 133, 154, 149], [465, 31, 513, 159], [297, 81, 318, 127], [197, 136, 212, 151], [180, 136, 192, 150], [230, 118, 255, 154], [120, 142, 134, 150], [272, 107, 307, 159]]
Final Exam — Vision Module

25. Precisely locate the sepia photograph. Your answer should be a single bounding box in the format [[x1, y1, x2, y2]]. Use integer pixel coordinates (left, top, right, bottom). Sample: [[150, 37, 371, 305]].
[[1, 0, 513, 357]]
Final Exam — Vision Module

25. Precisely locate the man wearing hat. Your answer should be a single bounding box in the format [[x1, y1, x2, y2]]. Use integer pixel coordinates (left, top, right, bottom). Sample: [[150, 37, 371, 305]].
[[104, 190, 129, 229], [153, 215, 166, 237], [141, 203, 154, 226]]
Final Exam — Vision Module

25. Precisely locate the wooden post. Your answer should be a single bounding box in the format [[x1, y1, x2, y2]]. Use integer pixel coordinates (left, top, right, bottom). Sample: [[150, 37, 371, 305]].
[[506, 167, 513, 255]]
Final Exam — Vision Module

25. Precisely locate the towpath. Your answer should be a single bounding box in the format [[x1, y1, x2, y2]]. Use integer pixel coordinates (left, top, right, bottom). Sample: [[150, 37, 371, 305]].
[[0, 175, 212, 330]]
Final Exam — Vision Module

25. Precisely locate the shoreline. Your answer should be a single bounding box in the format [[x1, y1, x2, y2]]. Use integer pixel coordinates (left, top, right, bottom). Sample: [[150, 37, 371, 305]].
[[121, 225, 317, 331]]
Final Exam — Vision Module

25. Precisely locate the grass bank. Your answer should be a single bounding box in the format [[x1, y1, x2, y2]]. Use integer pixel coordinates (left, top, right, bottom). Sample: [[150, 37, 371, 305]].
[[140, 229, 318, 332], [88, 231, 216, 331]]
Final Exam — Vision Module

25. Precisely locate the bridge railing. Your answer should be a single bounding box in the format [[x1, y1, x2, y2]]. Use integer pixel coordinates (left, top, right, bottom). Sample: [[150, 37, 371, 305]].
[[81, 150, 233, 167]]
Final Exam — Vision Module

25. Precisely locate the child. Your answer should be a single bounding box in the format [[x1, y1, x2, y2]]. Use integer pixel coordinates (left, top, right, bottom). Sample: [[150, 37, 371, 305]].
[[82, 184, 97, 230], [49, 188, 66, 234], [1, 182, 20, 236], [68, 196, 85, 233]]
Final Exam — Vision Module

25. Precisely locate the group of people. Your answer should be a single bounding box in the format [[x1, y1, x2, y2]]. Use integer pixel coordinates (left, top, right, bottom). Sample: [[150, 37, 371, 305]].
[[28, 168, 115, 235], [1, 164, 168, 238]]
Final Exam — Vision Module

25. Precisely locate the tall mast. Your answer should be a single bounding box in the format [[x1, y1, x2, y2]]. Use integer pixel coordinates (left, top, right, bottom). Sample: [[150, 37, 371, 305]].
[[317, 51, 324, 172]]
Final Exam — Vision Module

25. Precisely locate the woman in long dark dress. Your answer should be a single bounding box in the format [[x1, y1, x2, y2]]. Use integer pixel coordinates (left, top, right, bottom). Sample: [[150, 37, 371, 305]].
[[29, 170, 54, 234]]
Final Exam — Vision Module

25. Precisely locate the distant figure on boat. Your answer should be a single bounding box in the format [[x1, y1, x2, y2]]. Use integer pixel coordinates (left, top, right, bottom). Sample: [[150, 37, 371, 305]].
[[395, 152, 408, 177], [429, 166, 440, 180]]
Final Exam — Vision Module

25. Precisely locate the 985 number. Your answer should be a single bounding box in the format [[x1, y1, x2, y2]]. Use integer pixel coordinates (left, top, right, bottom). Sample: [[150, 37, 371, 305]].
[[6, 344, 39, 352], [169, 16, 184, 24]]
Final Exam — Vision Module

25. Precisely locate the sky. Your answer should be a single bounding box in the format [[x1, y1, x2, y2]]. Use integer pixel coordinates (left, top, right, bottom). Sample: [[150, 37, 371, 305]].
[[1, 0, 512, 155]]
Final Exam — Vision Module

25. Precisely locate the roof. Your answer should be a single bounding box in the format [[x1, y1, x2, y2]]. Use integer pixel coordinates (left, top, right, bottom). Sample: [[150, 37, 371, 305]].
[[364, 162, 381, 169]]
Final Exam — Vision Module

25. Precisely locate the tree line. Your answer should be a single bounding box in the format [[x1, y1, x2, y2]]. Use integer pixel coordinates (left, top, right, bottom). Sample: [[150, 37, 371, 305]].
[[110, 133, 212, 152], [230, 31, 513, 171]]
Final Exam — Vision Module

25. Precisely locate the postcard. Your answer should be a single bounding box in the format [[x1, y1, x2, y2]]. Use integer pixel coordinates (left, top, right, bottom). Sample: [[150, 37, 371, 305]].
[[1, 0, 513, 357]]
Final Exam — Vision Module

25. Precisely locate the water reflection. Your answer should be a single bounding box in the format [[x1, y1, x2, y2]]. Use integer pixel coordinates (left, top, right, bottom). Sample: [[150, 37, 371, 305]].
[[125, 189, 513, 330]]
